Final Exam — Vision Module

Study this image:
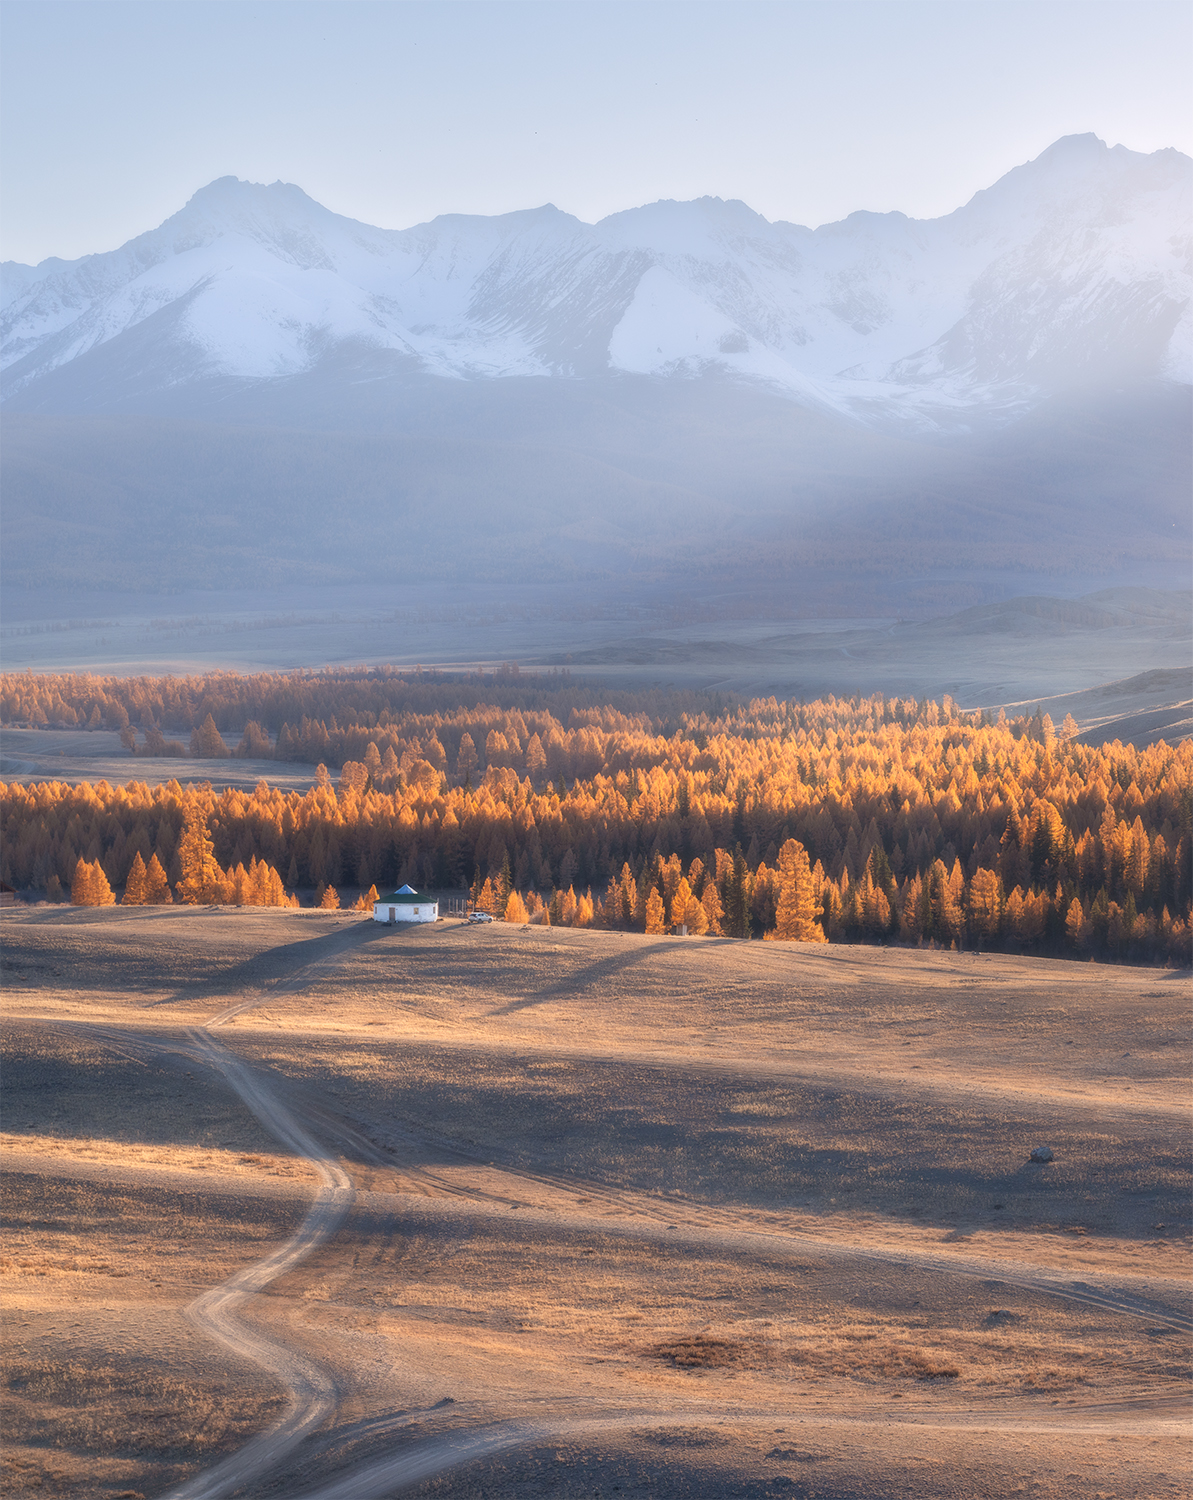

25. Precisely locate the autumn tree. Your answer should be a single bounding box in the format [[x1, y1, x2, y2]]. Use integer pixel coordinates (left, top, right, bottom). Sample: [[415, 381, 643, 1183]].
[[456, 732, 479, 785], [190, 713, 230, 758], [176, 804, 225, 904], [144, 853, 173, 904], [600, 882, 623, 928], [339, 761, 369, 798], [670, 875, 708, 934], [644, 887, 666, 934], [526, 733, 547, 783], [701, 878, 724, 936], [899, 874, 924, 943], [967, 868, 1002, 945], [92, 860, 115, 906], [71, 858, 114, 906], [354, 883, 380, 912], [771, 839, 824, 942], [235, 721, 273, 758], [122, 851, 148, 905], [504, 891, 529, 923]]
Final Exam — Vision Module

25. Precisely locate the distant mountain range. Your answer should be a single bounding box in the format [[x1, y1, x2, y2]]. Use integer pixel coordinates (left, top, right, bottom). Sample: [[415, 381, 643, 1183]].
[[1, 135, 1189, 607], [3, 133, 1189, 427]]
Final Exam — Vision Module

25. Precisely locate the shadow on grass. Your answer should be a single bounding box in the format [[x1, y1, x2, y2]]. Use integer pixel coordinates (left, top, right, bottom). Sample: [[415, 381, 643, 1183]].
[[250, 1038, 1193, 1242], [487, 943, 672, 1014], [145, 917, 401, 1008]]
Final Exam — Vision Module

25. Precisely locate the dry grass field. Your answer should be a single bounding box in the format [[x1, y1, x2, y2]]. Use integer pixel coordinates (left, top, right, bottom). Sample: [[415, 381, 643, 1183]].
[[1, 905, 1189, 1499]]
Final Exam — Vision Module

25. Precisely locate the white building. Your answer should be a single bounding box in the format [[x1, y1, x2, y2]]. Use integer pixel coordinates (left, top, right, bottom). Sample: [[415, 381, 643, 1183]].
[[373, 884, 438, 924]]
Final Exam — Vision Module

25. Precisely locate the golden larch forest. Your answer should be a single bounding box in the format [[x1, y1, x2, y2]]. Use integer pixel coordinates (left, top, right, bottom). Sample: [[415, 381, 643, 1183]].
[[1, 669, 1188, 963]]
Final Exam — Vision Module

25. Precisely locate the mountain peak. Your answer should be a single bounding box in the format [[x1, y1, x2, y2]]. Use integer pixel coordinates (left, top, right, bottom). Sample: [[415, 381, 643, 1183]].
[[187, 174, 311, 200], [1038, 131, 1107, 157], [180, 175, 329, 219]]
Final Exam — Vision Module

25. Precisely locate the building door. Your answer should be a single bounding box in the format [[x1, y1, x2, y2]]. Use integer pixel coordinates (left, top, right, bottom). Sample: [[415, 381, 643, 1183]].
[[389, 907, 396, 922]]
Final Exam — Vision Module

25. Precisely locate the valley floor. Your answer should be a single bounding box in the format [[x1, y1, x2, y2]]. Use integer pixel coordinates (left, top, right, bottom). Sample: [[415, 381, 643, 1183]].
[[1, 908, 1189, 1498], [2, 584, 1190, 727]]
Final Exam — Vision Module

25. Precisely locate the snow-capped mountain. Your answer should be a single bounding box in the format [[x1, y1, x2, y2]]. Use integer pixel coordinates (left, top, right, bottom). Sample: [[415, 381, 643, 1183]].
[[3, 134, 1189, 430]]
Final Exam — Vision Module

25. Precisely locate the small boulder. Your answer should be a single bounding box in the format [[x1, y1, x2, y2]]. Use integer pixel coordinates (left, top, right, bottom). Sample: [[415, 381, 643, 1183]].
[[1029, 1145, 1054, 1163]]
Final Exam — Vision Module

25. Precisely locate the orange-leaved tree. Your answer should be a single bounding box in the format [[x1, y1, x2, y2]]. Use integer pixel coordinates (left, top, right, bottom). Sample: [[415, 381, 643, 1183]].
[[771, 839, 823, 942], [476, 876, 502, 916], [190, 712, 231, 758], [967, 867, 1002, 945], [122, 851, 148, 905], [144, 853, 173, 905], [176, 804, 225, 904], [71, 858, 115, 907]]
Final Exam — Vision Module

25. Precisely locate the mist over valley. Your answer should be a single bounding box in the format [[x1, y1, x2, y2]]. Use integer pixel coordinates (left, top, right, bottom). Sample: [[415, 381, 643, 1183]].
[[2, 133, 1189, 707]]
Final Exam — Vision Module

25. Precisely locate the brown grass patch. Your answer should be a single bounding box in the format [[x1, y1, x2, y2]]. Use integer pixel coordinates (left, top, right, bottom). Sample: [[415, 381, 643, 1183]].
[[645, 1427, 730, 1448], [646, 1325, 962, 1382], [784, 1326, 961, 1382], [0, 1132, 309, 1180], [2, 1357, 285, 1460], [647, 1335, 748, 1370]]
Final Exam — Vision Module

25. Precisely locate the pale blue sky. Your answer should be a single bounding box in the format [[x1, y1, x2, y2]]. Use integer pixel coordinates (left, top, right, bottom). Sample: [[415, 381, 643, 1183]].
[[2, 0, 1189, 264]]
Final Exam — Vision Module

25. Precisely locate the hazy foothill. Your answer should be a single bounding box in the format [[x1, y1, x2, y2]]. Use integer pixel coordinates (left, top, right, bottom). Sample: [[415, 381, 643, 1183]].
[[1, 83, 1191, 1500]]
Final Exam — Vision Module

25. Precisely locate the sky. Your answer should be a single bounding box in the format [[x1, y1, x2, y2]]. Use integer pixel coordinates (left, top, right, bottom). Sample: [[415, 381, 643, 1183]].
[[1, 0, 1190, 265]]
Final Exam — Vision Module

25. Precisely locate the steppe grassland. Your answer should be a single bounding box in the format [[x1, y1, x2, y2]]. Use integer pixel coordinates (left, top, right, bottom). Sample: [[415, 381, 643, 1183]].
[[1, 905, 1189, 1499], [2, 1018, 309, 1498], [281, 1194, 1179, 1396]]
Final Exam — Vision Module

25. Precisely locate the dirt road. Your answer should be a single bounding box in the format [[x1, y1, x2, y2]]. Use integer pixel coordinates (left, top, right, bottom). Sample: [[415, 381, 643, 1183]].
[[3, 909, 1189, 1499]]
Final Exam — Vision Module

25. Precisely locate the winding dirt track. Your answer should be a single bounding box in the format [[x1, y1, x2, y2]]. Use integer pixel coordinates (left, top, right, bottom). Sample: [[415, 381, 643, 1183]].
[[80, 990, 1182, 1500], [158, 1030, 354, 1500], [28, 918, 1183, 1498]]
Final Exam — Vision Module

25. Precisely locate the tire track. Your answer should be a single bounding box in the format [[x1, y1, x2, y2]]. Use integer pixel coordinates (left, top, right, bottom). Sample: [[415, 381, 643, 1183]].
[[346, 1184, 1192, 1336], [285, 1397, 1193, 1500], [34, 1013, 1190, 1498], [157, 1028, 354, 1500]]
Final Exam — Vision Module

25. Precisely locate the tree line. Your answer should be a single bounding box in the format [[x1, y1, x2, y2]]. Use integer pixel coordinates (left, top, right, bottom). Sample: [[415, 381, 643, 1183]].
[[2, 664, 720, 750], [2, 682, 1189, 961], [3, 667, 985, 778]]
